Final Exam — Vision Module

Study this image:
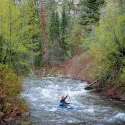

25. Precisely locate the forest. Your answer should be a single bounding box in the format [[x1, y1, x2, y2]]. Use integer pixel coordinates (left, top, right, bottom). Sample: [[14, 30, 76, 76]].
[[0, 0, 125, 124]]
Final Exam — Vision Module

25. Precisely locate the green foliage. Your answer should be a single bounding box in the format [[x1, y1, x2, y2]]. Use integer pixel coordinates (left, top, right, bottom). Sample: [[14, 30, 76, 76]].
[[62, 0, 76, 13], [0, 64, 28, 122], [79, 0, 104, 32], [79, 0, 104, 23], [42, 0, 57, 17], [88, 0, 125, 86], [65, 21, 84, 56], [28, 0, 42, 68], [48, 9, 56, 43], [37, 0, 79, 66], [60, 7, 68, 54], [48, 10, 60, 42], [119, 68, 125, 81], [0, 36, 4, 63], [0, 0, 39, 74], [0, 0, 39, 123], [0, 64, 22, 97], [48, 9, 62, 66]]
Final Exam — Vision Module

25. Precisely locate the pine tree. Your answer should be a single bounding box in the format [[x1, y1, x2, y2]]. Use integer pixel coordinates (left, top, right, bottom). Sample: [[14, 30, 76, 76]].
[[60, 7, 68, 55], [79, 0, 104, 28], [48, 9, 62, 66], [66, 20, 84, 56], [49, 9, 56, 44], [42, 0, 57, 18], [55, 11, 60, 38], [26, 0, 39, 71]]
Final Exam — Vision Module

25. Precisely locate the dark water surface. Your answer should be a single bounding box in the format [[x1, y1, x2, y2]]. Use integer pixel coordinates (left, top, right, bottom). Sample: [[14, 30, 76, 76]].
[[21, 76, 125, 125]]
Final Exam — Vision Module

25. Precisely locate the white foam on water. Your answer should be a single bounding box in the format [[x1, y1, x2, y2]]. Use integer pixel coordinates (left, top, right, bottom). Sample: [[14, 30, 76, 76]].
[[67, 89, 87, 97], [40, 89, 59, 103], [103, 113, 125, 124], [47, 108, 57, 112], [41, 89, 51, 97], [68, 120, 73, 123], [78, 82, 88, 87], [21, 93, 39, 104], [47, 77, 55, 79], [55, 84, 59, 88], [46, 80, 53, 85], [67, 119, 81, 124], [103, 116, 116, 123], [114, 113, 125, 120], [40, 104, 46, 107], [64, 89, 88, 105], [22, 77, 125, 125], [52, 93, 59, 98], [21, 93, 32, 98], [83, 108, 94, 113], [48, 84, 59, 90], [31, 98, 38, 101], [31, 87, 43, 95], [34, 87, 42, 91]]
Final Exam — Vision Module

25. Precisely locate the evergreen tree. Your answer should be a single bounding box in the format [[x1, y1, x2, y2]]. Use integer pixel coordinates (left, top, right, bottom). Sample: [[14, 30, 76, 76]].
[[55, 12, 60, 39], [48, 9, 62, 66], [62, 0, 75, 13], [60, 7, 68, 55], [49, 9, 56, 44], [79, 0, 104, 30], [23, 0, 38, 71], [66, 20, 84, 56], [42, 0, 57, 18], [16, 0, 39, 73]]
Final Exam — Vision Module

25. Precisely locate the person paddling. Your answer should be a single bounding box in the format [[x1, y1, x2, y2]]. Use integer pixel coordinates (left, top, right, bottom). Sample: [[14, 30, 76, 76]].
[[59, 94, 72, 106]]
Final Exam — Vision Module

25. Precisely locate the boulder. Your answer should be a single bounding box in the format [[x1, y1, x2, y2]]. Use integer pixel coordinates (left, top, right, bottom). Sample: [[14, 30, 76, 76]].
[[85, 86, 93, 90]]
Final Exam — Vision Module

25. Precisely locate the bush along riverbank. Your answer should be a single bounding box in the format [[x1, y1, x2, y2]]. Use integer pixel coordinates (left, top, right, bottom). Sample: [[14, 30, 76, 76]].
[[35, 51, 125, 100], [0, 64, 30, 125]]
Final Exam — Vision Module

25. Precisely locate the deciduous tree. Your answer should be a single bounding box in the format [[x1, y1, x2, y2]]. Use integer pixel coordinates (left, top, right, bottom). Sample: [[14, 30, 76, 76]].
[[89, 0, 125, 86]]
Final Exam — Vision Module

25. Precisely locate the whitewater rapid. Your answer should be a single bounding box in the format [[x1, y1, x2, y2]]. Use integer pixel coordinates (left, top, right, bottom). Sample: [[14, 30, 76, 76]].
[[21, 76, 125, 125]]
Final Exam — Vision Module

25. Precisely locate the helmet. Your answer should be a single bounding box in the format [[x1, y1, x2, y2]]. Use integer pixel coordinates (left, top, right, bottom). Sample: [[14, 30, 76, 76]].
[[61, 96, 64, 99]]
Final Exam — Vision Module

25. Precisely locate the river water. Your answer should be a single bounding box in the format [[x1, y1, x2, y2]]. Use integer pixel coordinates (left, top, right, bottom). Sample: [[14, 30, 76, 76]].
[[21, 76, 125, 125]]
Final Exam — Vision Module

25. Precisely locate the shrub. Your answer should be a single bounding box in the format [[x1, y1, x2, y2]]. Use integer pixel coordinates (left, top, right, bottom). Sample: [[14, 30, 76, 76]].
[[0, 64, 28, 123]]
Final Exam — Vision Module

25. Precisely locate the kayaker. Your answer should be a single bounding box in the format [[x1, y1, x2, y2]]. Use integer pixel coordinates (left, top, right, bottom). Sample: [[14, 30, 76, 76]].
[[59, 94, 72, 106]]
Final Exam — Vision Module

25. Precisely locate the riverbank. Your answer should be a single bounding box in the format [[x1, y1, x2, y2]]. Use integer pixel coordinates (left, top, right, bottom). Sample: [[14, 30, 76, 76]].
[[0, 64, 30, 125], [35, 51, 125, 100]]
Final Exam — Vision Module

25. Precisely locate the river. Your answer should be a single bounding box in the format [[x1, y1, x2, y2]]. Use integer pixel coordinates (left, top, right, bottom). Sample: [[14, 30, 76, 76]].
[[21, 76, 125, 125]]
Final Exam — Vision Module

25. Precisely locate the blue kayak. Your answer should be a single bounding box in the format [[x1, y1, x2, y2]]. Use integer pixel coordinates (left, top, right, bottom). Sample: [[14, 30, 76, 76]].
[[48, 105, 82, 110]]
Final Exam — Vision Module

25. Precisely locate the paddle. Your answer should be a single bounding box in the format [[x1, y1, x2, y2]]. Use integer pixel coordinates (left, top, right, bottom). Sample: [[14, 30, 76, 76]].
[[67, 91, 72, 104]]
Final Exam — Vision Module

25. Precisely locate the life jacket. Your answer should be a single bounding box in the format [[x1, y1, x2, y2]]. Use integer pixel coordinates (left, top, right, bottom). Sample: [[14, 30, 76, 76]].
[[59, 95, 67, 106]]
